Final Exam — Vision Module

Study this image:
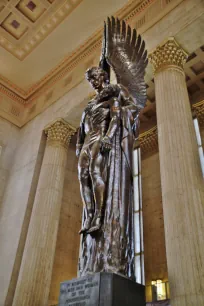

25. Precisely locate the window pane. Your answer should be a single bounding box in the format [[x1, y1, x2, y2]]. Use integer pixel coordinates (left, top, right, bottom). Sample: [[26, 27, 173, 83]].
[[138, 147, 142, 173], [133, 176, 139, 211], [134, 212, 141, 253], [133, 149, 139, 176], [134, 255, 141, 284], [193, 117, 204, 177], [141, 253, 145, 285], [133, 146, 144, 286], [140, 211, 144, 252], [139, 173, 143, 209], [198, 146, 204, 177], [193, 118, 202, 146]]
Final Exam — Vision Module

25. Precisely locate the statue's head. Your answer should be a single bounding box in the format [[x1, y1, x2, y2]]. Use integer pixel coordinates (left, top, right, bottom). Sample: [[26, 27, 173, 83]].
[[85, 67, 109, 91]]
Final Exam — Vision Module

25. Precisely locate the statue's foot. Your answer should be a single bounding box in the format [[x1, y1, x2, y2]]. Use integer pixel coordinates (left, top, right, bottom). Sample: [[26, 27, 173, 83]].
[[79, 216, 92, 234], [87, 216, 102, 234]]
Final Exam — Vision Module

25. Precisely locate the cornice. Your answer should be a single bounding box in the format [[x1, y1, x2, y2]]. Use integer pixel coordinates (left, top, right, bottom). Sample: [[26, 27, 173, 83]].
[[0, 84, 25, 104]]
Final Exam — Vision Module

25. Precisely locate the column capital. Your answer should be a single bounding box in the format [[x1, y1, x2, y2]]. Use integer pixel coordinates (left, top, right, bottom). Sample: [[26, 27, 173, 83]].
[[149, 37, 188, 74], [44, 118, 76, 148]]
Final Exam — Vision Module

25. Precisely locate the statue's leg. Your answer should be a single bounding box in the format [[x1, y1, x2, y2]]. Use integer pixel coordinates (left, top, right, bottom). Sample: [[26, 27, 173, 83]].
[[88, 143, 105, 233], [78, 150, 93, 234]]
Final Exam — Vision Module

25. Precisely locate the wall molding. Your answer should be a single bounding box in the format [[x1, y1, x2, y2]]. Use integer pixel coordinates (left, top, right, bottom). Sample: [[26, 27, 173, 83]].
[[193, 100, 204, 128], [139, 126, 158, 156]]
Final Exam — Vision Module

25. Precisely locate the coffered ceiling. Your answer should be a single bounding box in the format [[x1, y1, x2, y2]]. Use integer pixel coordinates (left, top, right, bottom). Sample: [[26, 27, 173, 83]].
[[0, 0, 128, 90], [0, 0, 84, 60], [0, 0, 203, 129]]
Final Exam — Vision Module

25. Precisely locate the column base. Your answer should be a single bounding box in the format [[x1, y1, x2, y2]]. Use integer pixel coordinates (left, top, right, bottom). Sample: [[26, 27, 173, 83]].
[[59, 272, 145, 306]]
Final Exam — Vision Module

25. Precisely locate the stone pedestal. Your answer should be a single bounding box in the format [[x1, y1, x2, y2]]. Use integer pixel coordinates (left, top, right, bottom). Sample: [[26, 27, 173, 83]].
[[59, 273, 145, 306]]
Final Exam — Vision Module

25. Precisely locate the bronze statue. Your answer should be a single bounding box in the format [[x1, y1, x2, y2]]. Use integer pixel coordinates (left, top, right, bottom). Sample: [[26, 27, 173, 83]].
[[77, 17, 148, 279]]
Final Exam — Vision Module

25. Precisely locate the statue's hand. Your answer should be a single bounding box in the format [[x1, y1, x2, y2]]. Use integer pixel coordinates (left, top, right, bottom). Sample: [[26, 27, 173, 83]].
[[101, 136, 112, 153]]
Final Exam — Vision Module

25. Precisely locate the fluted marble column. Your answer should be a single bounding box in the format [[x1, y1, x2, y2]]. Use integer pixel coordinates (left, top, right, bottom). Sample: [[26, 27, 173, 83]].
[[149, 38, 204, 306], [13, 119, 75, 306]]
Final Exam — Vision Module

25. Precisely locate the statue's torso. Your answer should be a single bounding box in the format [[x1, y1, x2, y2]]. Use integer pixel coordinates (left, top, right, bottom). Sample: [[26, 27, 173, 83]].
[[82, 84, 120, 147], [83, 101, 111, 148], [84, 102, 110, 132]]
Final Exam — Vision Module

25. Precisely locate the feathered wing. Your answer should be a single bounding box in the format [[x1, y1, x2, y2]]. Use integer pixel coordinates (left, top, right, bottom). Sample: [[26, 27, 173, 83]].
[[105, 16, 148, 109], [99, 22, 110, 82]]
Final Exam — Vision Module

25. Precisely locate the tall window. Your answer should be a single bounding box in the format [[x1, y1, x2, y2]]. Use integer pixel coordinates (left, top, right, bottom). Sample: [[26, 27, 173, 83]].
[[133, 145, 144, 285], [193, 117, 204, 177]]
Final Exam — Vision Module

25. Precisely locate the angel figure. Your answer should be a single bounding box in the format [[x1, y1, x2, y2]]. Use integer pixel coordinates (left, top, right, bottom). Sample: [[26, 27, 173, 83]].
[[77, 17, 148, 279]]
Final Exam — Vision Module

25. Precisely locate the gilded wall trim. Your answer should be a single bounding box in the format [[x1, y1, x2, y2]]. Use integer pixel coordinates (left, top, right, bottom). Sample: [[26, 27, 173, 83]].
[[193, 100, 204, 127], [0, 84, 25, 105], [139, 126, 158, 156]]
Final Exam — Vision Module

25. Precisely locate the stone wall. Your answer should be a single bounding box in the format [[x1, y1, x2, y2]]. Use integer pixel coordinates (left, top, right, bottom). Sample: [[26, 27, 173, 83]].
[[48, 138, 83, 305], [141, 152, 168, 302], [0, 117, 19, 208], [0, 131, 46, 306]]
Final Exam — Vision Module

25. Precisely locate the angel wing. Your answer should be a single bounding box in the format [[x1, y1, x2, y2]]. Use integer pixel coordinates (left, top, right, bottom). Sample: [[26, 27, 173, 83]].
[[99, 22, 110, 82], [105, 16, 148, 109]]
